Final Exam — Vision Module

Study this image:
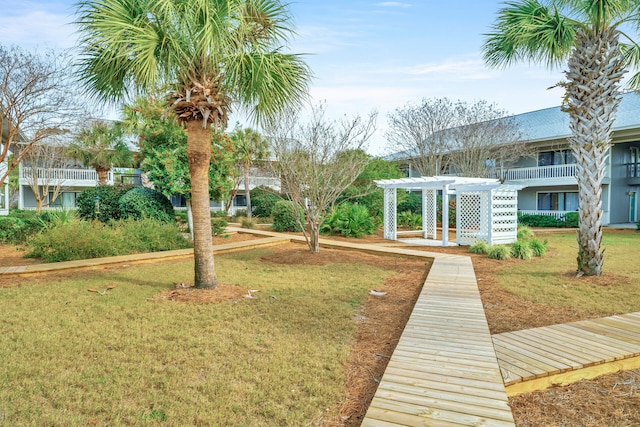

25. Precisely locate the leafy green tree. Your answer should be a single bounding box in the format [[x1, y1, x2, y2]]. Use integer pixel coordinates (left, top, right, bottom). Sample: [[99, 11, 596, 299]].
[[339, 154, 405, 219], [483, 0, 640, 276], [76, 0, 310, 288], [230, 125, 269, 219], [67, 121, 134, 184], [124, 97, 238, 226]]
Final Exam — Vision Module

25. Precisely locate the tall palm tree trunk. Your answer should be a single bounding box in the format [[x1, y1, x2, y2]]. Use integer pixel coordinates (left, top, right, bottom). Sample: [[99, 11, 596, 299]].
[[563, 28, 626, 276], [186, 121, 217, 289], [96, 167, 109, 185], [243, 164, 252, 219]]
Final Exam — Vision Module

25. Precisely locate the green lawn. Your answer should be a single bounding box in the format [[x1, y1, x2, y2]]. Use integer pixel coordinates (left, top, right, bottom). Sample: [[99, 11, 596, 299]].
[[496, 230, 640, 314], [0, 248, 395, 426]]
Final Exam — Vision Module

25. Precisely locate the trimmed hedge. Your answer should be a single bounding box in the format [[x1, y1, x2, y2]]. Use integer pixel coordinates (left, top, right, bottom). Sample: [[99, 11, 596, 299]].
[[518, 212, 578, 228]]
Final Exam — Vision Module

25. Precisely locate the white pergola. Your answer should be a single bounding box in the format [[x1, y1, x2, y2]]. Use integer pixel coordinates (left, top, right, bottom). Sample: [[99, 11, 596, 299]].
[[375, 176, 524, 246]]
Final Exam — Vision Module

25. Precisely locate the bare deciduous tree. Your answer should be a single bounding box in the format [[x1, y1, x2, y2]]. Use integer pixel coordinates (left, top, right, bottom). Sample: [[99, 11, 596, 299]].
[[269, 104, 376, 253], [22, 140, 72, 211], [386, 98, 456, 176], [0, 45, 78, 187], [386, 97, 528, 179], [446, 100, 528, 178]]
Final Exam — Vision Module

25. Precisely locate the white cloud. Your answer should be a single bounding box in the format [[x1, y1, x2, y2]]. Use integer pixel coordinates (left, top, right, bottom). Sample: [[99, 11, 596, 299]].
[[376, 2, 412, 8], [0, 10, 76, 50]]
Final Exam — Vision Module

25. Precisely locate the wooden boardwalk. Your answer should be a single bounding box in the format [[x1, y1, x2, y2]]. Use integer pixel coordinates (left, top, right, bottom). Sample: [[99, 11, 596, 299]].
[[362, 256, 515, 426], [494, 312, 640, 395]]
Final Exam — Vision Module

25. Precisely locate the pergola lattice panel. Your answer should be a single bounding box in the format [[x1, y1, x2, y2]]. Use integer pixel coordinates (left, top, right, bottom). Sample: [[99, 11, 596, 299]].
[[422, 189, 437, 239], [383, 187, 397, 240], [457, 191, 490, 245], [490, 189, 519, 244]]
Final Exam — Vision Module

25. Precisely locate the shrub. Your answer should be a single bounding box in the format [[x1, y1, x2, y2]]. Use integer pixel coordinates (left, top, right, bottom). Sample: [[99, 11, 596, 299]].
[[212, 210, 228, 218], [272, 200, 303, 232], [529, 238, 549, 257], [518, 213, 564, 228], [119, 187, 175, 223], [563, 212, 579, 227], [469, 241, 489, 255], [119, 218, 191, 253], [436, 196, 457, 227], [397, 191, 422, 214], [510, 240, 533, 260], [26, 220, 123, 262], [487, 245, 511, 260], [321, 203, 376, 238], [397, 211, 422, 229], [76, 185, 132, 222], [212, 218, 228, 236], [0, 216, 27, 244], [517, 225, 535, 240], [250, 186, 283, 218], [240, 218, 255, 229], [26, 218, 191, 263]]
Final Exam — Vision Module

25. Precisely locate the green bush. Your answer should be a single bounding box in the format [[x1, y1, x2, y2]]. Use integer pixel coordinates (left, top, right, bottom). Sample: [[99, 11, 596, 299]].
[[397, 211, 422, 229], [212, 218, 228, 236], [487, 245, 511, 260], [233, 209, 248, 218], [250, 186, 283, 218], [563, 212, 579, 227], [0, 216, 28, 244], [469, 241, 489, 255], [119, 187, 175, 223], [397, 191, 422, 214], [212, 210, 228, 218], [517, 225, 535, 240], [518, 213, 574, 228], [76, 185, 132, 223], [436, 196, 457, 227], [119, 218, 191, 253], [510, 240, 533, 260], [26, 218, 191, 263], [529, 238, 549, 257], [272, 200, 304, 232], [321, 203, 376, 238], [240, 218, 255, 229]]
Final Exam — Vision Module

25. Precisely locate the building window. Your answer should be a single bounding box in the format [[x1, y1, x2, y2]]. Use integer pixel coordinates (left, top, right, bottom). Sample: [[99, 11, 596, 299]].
[[171, 195, 187, 208], [234, 194, 247, 207], [538, 150, 575, 166], [537, 192, 578, 211]]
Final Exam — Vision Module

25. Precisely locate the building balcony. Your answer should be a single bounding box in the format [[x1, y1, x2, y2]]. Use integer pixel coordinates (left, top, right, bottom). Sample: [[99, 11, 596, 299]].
[[19, 167, 143, 188], [237, 176, 281, 192], [499, 164, 577, 185]]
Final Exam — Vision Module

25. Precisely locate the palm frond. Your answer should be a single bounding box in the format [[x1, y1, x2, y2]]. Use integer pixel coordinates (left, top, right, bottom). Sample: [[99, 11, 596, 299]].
[[482, 0, 578, 69]]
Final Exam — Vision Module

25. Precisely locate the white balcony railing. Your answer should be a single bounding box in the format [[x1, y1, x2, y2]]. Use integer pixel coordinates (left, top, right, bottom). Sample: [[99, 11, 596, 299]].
[[519, 210, 573, 219], [20, 167, 113, 183], [500, 164, 577, 182], [237, 176, 280, 191]]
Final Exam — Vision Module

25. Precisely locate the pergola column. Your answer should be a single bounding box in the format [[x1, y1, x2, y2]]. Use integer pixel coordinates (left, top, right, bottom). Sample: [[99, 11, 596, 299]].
[[442, 185, 449, 246], [383, 187, 397, 240]]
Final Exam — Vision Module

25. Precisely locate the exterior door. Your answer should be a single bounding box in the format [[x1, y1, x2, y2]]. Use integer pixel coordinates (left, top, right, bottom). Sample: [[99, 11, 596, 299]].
[[631, 192, 637, 223]]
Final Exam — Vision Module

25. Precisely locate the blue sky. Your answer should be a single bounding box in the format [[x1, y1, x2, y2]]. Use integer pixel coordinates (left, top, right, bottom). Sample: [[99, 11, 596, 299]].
[[0, 0, 568, 154]]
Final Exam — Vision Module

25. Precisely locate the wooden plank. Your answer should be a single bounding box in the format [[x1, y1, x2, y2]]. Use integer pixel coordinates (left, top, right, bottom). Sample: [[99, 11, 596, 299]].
[[370, 390, 513, 424], [497, 330, 597, 366], [493, 334, 582, 370], [492, 342, 565, 377], [505, 355, 640, 397], [382, 366, 507, 393], [511, 328, 617, 363], [555, 324, 640, 353]]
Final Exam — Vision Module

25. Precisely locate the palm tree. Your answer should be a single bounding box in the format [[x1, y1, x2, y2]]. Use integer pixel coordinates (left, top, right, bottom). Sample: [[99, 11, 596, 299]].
[[230, 126, 269, 219], [482, 0, 640, 276], [75, 0, 310, 289], [67, 121, 134, 185]]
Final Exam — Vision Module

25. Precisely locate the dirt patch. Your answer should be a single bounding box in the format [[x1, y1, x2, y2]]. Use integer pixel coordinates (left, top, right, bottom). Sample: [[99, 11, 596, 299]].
[[159, 282, 249, 303], [0, 244, 39, 267]]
